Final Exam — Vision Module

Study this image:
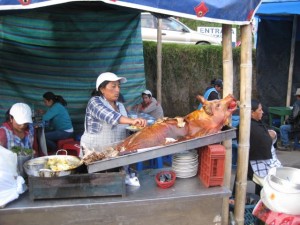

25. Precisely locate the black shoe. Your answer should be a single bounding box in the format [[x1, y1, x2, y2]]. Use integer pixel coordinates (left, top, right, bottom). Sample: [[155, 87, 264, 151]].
[[277, 145, 291, 151]]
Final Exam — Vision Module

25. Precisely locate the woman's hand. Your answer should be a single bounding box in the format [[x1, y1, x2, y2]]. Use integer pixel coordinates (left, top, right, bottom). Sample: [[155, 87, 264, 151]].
[[119, 116, 147, 127], [131, 118, 147, 127]]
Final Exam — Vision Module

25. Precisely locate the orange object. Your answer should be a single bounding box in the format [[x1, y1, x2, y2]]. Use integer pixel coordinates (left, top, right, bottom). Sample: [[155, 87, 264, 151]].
[[57, 138, 80, 156], [198, 144, 225, 188], [155, 171, 176, 189], [57, 138, 75, 149]]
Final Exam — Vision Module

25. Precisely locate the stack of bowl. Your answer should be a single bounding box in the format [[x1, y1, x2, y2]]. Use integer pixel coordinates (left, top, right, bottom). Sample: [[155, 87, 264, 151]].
[[172, 150, 198, 178]]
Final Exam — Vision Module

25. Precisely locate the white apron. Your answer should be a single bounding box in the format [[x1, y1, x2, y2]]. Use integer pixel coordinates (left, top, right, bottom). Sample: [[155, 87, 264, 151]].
[[80, 122, 127, 156]]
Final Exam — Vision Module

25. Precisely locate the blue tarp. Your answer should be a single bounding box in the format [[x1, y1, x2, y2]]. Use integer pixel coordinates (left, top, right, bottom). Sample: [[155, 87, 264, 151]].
[[256, 0, 300, 15], [0, 0, 262, 25], [255, 0, 300, 108], [0, 4, 146, 131]]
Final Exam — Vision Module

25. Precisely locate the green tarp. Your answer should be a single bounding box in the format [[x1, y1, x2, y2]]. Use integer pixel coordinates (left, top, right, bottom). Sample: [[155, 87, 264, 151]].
[[0, 3, 146, 132]]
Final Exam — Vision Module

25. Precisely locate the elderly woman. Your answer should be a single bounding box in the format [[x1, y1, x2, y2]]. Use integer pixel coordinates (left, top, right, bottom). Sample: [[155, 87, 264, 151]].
[[81, 72, 147, 154], [133, 90, 164, 120], [0, 103, 34, 151]]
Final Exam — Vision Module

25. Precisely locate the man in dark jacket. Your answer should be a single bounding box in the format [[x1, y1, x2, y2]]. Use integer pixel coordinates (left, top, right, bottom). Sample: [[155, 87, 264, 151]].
[[278, 88, 300, 151]]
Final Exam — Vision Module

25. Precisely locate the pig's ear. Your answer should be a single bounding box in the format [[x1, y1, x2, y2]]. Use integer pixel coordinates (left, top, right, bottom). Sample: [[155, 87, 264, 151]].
[[203, 104, 213, 116], [196, 95, 206, 104]]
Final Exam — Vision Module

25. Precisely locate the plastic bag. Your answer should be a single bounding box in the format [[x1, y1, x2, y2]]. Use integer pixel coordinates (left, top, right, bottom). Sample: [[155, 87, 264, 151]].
[[0, 146, 18, 175], [0, 146, 27, 208]]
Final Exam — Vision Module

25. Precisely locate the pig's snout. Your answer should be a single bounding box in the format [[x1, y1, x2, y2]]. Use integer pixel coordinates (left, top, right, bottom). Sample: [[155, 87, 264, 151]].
[[228, 100, 237, 111]]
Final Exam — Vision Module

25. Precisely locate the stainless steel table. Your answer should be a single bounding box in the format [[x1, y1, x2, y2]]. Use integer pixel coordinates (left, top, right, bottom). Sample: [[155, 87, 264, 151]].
[[1, 128, 236, 225], [87, 127, 236, 173], [0, 169, 231, 225]]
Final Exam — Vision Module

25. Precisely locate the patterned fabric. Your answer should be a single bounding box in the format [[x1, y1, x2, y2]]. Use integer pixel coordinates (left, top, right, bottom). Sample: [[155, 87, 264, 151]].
[[84, 96, 127, 134], [0, 4, 146, 133], [253, 200, 300, 225], [250, 145, 282, 178], [0, 122, 34, 150]]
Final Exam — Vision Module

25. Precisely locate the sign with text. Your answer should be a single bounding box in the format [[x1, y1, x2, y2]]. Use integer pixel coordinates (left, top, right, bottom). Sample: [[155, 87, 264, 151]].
[[197, 27, 237, 45]]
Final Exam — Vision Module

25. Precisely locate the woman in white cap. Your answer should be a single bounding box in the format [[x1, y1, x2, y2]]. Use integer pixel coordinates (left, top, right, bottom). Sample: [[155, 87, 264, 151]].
[[81, 72, 147, 154], [0, 103, 34, 151], [133, 90, 164, 120]]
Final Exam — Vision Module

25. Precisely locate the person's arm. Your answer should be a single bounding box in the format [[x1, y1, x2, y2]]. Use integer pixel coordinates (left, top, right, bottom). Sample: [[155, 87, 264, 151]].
[[42, 104, 59, 121], [292, 103, 300, 120], [88, 97, 147, 127], [0, 128, 8, 148], [119, 116, 147, 127]]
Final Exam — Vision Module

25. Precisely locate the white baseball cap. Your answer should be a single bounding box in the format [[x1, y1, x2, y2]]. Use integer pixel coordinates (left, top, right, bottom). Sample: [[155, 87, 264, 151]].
[[96, 72, 127, 89], [9, 103, 33, 124], [142, 90, 152, 97]]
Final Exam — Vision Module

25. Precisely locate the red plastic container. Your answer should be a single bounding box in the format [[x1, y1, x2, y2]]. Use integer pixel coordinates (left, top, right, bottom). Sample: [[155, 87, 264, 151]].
[[57, 138, 80, 156], [155, 170, 176, 189], [198, 144, 225, 188]]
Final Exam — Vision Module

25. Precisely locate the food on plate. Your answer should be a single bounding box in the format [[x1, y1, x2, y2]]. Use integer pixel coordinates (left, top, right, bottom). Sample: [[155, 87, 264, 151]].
[[128, 125, 144, 130], [46, 157, 78, 171], [116, 94, 237, 153], [82, 151, 106, 164], [82, 146, 119, 164]]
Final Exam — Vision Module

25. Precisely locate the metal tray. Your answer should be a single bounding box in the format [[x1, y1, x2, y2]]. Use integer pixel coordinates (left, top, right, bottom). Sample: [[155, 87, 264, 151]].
[[87, 127, 236, 173]]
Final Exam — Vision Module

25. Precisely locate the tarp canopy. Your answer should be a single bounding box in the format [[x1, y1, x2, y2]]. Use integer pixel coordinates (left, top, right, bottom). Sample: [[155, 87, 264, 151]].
[[0, 0, 262, 132], [255, 0, 300, 109], [256, 0, 300, 16], [0, 3, 145, 131], [0, 0, 262, 25]]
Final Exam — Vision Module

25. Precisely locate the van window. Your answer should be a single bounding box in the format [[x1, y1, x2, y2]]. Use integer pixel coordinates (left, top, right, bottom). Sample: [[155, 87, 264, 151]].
[[141, 14, 156, 28]]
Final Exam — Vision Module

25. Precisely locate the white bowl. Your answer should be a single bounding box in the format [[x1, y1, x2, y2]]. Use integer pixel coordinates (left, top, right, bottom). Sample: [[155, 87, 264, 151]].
[[147, 119, 155, 125], [261, 167, 300, 215]]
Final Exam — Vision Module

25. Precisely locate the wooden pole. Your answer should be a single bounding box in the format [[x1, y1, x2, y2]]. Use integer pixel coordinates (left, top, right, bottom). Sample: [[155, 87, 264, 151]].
[[156, 17, 162, 103], [234, 24, 252, 225], [286, 15, 297, 107], [221, 24, 233, 225]]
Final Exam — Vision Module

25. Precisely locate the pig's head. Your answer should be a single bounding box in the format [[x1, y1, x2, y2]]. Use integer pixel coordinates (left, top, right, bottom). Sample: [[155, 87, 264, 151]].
[[196, 94, 237, 117], [185, 94, 237, 138]]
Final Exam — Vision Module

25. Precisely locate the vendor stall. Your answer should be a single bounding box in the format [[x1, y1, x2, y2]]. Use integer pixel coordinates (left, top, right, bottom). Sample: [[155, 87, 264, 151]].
[[0, 0, 262, 225], [0, 169, 230, 225], [0, 128, 236, 225]]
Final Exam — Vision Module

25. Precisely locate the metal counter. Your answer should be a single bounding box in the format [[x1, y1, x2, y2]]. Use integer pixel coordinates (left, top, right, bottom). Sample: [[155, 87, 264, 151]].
[[87, 127, 236, 173], [0, 169, 231, 225]]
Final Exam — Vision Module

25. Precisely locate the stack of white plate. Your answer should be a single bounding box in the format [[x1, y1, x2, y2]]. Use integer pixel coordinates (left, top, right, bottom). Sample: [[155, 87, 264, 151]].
[[172, 150, 198, 178]]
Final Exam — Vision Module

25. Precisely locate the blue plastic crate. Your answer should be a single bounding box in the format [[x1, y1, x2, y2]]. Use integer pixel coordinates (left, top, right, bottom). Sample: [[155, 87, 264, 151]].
[[229, 193, 259, 225], [244, 204, 256, 225]]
